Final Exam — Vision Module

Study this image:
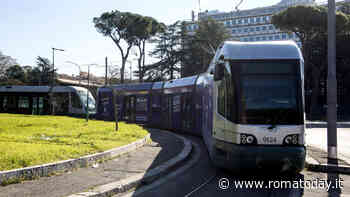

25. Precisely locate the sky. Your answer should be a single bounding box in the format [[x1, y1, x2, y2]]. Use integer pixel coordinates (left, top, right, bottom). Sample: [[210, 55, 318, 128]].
[[0, 0, 321, 77]]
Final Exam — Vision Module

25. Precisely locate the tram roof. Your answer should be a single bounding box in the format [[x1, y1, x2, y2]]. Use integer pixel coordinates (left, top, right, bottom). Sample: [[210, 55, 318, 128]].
[[152, 81, 164, 90], [0, 86, 86, 93], [110, 82, 153, 91], [164, 75, 198, 89], [219, 41, 303, 61]]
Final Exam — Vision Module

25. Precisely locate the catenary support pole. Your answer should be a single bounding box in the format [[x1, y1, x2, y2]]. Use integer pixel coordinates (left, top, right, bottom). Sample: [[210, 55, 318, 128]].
[[327, 0, 337, 160]]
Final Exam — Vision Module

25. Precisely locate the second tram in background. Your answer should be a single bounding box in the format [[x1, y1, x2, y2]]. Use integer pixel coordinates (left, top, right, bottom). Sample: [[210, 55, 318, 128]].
[[96, 41, 306, 173], [0, 86, 96, 116]]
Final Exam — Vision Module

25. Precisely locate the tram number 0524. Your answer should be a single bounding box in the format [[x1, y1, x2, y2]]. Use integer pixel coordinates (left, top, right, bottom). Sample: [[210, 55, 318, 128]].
[[263, 136, 277, 144]]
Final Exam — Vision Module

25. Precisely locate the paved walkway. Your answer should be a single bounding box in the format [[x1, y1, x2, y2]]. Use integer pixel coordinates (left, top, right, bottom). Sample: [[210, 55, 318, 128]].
[[0, 130, 184, 197], [306, 127, 350, 161]]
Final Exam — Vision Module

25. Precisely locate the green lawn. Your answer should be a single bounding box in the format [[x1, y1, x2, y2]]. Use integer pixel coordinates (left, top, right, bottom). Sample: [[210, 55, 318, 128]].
[[0, 114, 149, 171]]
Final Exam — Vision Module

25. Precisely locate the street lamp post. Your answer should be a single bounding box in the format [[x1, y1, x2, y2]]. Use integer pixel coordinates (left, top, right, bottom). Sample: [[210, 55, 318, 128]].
[[50, 47, 65, 115], [66, 61, 82, 85], [86, 65, 90, 122], [327, 0, 338, 160], [83, 63, 98, 122]]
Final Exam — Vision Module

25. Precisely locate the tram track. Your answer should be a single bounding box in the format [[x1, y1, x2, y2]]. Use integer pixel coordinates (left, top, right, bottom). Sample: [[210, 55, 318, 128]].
[[119, 136, 205, 197], [184, 173, 217, 197]]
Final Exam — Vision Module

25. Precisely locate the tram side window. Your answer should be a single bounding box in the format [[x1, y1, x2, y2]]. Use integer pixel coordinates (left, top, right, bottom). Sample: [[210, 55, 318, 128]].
[[71, 93, 82, 109], [18, 96, 29, 109], [54, 93, 69, 114], [2, 96, 7, 110], [218, 78, 226, 117], [136, 97, 148, 112], [226, 72, 235, 122], [152, 95, 161, 111], [173, 95, 181, 112], [7, 96, 17, 111], [217, 69, 235, 122]]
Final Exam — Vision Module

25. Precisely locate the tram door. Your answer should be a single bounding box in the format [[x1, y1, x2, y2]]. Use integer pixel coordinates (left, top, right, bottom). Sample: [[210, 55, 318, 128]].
[[6, 96, 17, 113], [32, 97, 38, 114], [168, 96, 172, 129], [182, 93, 193, 133]]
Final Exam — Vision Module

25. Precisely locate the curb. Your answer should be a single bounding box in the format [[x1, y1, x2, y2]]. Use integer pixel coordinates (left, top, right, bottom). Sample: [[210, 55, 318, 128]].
[[68, 129, 192, 197], [306, 122, 350, 128], [0, 134, 151, 185], [305, 154, 350, 175]]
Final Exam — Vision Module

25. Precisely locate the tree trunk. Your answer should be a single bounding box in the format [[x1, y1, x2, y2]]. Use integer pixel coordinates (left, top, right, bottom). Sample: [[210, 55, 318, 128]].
[[137, 44, 143, 83], [120, 59, 126, 84], [142, 40, 146, 82]]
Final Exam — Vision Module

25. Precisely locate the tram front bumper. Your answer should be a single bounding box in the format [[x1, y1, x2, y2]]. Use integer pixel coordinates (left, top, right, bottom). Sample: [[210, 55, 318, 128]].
[[211, 139, 306, 173]]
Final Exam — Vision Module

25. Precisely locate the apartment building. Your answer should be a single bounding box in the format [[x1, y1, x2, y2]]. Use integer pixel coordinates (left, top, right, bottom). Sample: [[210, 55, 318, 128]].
[[186, 0, 316, 47]]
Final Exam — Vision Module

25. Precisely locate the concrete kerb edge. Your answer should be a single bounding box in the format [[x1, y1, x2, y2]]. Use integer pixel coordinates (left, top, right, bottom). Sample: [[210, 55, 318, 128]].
[[0, 133, 151, 185], [305, 149, 350, 175], [68, 129, 193, 197], [306, 122, 350, 128]]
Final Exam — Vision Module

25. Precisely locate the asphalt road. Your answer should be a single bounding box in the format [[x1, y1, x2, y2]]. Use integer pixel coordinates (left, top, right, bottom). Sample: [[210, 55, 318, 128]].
[[121, 135, 350, 197]]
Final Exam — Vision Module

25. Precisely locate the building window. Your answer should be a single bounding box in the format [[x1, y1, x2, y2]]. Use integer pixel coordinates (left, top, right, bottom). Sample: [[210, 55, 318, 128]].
[[275, 35, 281, 40], [232, 20, 236, 25], [256, 17, 261, 23], [262, 36, 266, 41], [226, 21, 231, 26], [238, 28, 242, 33], [249, 37, 254, 41], [250, 18, 255, 23], [256, 26, 260, 31], [263, 16, 267, 22], [244, 38, 249, 42], [269, 36, 274, 40], [238, 19, 242, 24], [244, 18, 248, 24], [288, 33, 294, 39], [266, 16, 270, 22], [262, 26, 267, 31], [256, 37, 261, 41], [269, 25, 274, 30], [250, 27, 254, 32], [244, 28, 248, 33], [232, 29, 236, 34], [282, 33, 287, 40]]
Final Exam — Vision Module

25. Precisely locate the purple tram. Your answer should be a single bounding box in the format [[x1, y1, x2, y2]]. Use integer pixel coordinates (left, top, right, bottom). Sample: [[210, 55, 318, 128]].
[[96, 83, 153, 124], [161, 76, 199, 135], [96, 41, 306, 173], [149, 82, 164, 128]]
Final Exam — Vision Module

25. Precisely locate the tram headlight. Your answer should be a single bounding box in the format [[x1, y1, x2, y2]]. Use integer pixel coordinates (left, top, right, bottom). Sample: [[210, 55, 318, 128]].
[[240, 134, 257, 145], [283, 134, 299, 145]]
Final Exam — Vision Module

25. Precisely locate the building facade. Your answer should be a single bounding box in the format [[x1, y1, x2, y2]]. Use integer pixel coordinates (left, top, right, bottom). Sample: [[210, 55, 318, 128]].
[[186, 0, 316, 47]]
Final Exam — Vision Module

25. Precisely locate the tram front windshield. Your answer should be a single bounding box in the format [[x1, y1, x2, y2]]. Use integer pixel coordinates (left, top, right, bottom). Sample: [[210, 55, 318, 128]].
[[77, 90, 96, 113], [231, 60, 303, 125]]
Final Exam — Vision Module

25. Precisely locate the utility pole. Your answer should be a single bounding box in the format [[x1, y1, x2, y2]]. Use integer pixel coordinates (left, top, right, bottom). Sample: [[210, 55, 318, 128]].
[[105, 57, 108, 86], [128, 60, 133, 81], [327, 0, 338, 160], [50, 47, 65, 115], [86, 65, 90, 122]]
